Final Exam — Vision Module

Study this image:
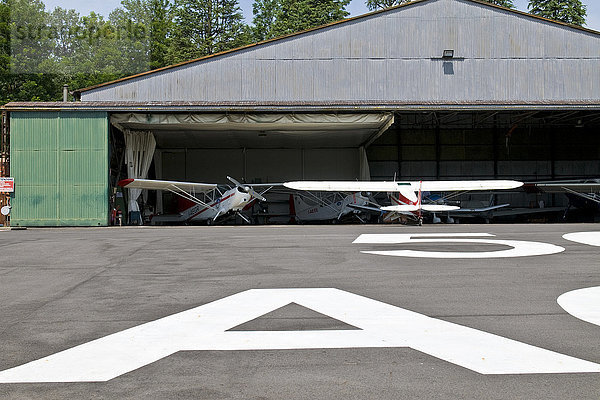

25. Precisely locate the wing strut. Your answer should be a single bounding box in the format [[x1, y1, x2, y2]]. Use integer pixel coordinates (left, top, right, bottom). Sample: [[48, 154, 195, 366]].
[[167, 184, 217, 211], [563, 187, 600, 205]]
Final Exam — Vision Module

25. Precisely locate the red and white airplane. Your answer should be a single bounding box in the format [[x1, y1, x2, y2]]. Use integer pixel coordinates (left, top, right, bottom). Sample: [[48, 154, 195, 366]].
[[284, 179, 523, 225], [118, 176, 270, 224]]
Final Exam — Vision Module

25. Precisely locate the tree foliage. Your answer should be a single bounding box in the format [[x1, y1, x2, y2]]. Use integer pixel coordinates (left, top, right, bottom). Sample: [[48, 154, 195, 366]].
[[367, 0, 514, 10], [528, 0, 586, 26], [0, 0, 167, 103], [254, 0, 350, 41], [252, 0, 279, 41], [366, 0, 410, 11], [169, 0, 249, 62], [482, 0, 515, 8]]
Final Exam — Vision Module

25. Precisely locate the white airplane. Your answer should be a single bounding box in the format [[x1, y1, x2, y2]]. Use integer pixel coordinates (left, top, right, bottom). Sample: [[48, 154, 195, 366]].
[[118, 176, 270, 225], [291, 192, 373, 223], [284, 180, 523, 225]]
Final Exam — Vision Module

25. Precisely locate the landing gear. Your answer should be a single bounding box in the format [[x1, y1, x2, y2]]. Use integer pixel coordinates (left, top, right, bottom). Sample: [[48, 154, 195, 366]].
[[418, 217, 423, 226], [236, 211, 252, 224]]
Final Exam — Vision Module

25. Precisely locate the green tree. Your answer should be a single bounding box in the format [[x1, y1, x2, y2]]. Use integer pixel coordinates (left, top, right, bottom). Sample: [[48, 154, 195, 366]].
[[365, 0, 409, 11], [252, 0, 278, 41], [483, 0, 514, 7], [53, 10, 131, 96], [528, 0, 586, 26], [257, 0, 350, 39], [147, 0, 173, 69], [7, 0, 53, 74], [169, 0, 249, 62], [47, 7, 80, 60], [0, 0, 63, 103], [367, 0, 514, 10], [0, 0, 160, 103], [110, 0, 175, 70], [0, 1, 11, 75]]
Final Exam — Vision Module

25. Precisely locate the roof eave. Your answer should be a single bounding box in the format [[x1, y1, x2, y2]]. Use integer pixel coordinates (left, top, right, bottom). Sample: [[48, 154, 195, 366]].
[[5, 101, 600, 113]]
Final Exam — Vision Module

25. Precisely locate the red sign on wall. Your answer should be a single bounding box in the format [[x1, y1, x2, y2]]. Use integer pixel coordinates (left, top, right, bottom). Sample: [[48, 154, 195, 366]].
[[0, 177, 14, 192]]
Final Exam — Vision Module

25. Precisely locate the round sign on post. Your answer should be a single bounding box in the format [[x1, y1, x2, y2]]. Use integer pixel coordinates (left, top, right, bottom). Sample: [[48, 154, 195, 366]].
[[1, 205, 11, 216]]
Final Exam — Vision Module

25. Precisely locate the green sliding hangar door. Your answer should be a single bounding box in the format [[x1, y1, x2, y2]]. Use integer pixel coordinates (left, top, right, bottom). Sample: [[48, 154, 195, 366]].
[[10, 111, 109, 226]]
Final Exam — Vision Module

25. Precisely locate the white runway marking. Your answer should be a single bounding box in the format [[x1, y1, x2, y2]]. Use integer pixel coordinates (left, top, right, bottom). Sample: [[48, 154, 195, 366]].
[[353, 233, 565, 258], [0, 288, 598, 383], [563, 232, 600, 247], [558, 287, 600, 328]]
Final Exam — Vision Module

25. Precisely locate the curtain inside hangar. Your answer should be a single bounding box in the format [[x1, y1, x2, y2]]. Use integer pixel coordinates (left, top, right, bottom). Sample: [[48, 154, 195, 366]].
[[111, 112, 393, 132], [359, 146, 370, 181], [124, 130, 156, 222]]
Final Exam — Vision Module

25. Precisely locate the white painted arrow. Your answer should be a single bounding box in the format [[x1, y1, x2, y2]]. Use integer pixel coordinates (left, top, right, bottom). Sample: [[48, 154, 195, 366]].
[[1, 288, 599, 382]]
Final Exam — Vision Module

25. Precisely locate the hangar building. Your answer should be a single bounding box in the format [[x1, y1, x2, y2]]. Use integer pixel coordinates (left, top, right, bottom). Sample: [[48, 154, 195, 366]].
[[4, 0, 600, 226]]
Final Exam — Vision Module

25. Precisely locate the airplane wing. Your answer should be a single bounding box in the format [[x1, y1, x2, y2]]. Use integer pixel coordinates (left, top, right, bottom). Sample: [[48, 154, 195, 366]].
[[118, 178, 218, 193], [526, 179, 600, 205], [419, 180, 523, 191], [284, 180, 522, 192], [284, 181, 410, 192], [530, 180, 600, 194]]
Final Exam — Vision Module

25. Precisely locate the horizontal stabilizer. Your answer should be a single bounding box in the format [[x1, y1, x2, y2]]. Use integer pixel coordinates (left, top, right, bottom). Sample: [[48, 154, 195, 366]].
[[381, 205, 419, 212]]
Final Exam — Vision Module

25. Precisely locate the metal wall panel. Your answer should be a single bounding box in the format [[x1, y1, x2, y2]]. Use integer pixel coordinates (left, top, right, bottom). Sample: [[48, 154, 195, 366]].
[[81, 0, 600, 104], [303, 149, 360, 180], [10, 112, 109, 226], [246, 149, 303, 182], [185, 149, 245, 182]]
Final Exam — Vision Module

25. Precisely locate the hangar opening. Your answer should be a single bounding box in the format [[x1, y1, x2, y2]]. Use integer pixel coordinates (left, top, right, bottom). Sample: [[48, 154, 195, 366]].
[[102, 107, 600, 225], [108, 111, 393, 224]]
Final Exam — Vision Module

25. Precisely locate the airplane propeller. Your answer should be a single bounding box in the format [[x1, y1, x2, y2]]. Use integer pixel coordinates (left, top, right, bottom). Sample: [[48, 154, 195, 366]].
[[227, 176, 267, 202]]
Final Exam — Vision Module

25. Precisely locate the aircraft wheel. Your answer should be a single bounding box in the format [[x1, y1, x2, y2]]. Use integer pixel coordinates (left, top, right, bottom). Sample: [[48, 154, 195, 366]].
[[418, 217, 423, 226]]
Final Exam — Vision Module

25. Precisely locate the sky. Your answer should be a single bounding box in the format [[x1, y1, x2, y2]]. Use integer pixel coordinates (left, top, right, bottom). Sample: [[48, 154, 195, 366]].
[[42, 0, 600, 32]]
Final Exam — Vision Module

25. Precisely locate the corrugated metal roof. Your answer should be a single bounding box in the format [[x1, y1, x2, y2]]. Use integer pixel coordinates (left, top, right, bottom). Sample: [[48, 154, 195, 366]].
[[74, 0, 600, 96], [73, 0, 600, 105]]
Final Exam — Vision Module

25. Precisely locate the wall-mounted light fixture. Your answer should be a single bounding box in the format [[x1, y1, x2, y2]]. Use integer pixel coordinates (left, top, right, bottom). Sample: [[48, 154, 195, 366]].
[[442, 49, 454, 59]]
